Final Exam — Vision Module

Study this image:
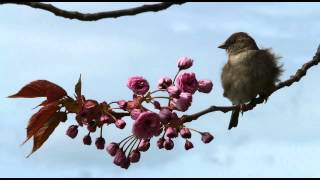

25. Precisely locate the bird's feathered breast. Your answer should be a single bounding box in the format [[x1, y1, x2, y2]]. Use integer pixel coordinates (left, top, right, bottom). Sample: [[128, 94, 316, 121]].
[[221, 49, 282, 104]]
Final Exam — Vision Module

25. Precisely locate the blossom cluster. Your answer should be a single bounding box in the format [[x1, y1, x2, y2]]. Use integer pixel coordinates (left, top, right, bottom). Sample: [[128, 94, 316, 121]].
[[65, 57, 214, 169], [11, 56, 214, 170]]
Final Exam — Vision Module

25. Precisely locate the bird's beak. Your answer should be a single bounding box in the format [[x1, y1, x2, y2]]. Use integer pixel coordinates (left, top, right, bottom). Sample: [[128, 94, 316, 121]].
[[218, 42, 228, 49]]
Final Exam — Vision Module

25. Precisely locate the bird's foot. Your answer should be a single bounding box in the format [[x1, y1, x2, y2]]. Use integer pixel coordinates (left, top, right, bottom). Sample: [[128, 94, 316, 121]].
[[238, 104, 247, 116], [259, 94, 269, 104]]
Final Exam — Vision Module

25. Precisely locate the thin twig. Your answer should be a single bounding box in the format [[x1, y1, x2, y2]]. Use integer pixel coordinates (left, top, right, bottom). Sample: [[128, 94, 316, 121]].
[[0, 2, 186, 21]]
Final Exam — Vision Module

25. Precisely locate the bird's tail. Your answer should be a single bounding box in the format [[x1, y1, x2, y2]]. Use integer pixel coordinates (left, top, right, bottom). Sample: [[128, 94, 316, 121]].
[[228, 109, 240, 130]]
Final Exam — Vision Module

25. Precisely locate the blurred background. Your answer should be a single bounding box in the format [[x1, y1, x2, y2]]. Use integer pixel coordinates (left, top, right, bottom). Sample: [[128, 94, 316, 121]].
[[0, 2, 320, 178]]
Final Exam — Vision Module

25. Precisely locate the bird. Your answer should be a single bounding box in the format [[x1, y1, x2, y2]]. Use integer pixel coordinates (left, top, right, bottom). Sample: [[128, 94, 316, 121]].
[[219, 32, 283, 130]]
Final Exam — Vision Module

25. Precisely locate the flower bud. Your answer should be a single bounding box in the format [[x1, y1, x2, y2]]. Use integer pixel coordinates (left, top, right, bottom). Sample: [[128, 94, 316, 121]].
[[163, 138, 174, 150], [107, 143, 119, 156], [129, 150, 141, 163], [159, 108, 172, 124], [138, 139, 150, 152], [115, 119, 126, 129], [158, 77, 173, 90], [201, 132, 214, 144], [117, 100, 127, 110], [198, 79, 213, 93], [83, 134, 92, 145], [87, 120, 97, 132], [100, 115, 114, 124], [113, 149, 126, 166], [95, 137, 106, 150], [66, 125, 78, 139], [130, 109, 142, 120], [184, 140, 194, 150], [166, 127, 178, 138], [157, 138, 165, 149], [167, 85, 181, 98], [120, 158, 131, 169], [153, 100, 161, 110], [177, 57, 193, 70], [180, 128, 191, 139]]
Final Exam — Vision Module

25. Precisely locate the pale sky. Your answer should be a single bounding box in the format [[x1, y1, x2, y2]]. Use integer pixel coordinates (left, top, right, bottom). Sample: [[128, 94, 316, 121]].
[[1, 2, 320, 178]]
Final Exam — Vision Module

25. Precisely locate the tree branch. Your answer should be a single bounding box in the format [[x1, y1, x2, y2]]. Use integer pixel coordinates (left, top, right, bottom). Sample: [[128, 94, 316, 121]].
[[182, 45, 320, 123], [0, 2, 186, 21]]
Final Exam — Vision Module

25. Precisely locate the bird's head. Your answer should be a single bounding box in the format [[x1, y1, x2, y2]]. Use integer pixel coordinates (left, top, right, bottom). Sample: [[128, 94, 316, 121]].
[[218, 32, 259, 55]]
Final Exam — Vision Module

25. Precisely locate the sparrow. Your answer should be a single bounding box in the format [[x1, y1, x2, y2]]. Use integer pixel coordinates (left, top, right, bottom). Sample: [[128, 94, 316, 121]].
[[219, 32, 283, 130]]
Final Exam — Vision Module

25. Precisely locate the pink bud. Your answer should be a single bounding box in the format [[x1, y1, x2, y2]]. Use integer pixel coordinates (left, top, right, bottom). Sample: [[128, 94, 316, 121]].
[[113, 149, 126, 166], [138, 139, 150, 152], [166, 127, 178, 138], [185, 140, 194, 150], [120, 158, 131, 169], [130, 109, 142, 120], [157, 138, 165, 149], [83, 134, 92, 145], [115, 119, 126, 129], [159, 108, 172, 124], [66, 125, 78, 139], [198, 80, 213, 93], [177, 57, 193, 70], [163, 138, 174, 150], [87, 121, 97, 132], [117, 100, 127, 110], [201, 132, 214, 144], [167, 85, 181, 98], [100, 115, 114, 124], [180, 128, 192, 139], [95, 137, 106, 150], [107, 143, 119, 156], [153, 100, 161, 110], [158, 77, 173, 90], [129, 150, 141, 163]]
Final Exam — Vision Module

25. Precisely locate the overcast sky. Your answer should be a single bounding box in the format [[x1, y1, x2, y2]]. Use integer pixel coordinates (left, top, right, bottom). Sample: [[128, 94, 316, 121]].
[[1, 2, 320, 178]]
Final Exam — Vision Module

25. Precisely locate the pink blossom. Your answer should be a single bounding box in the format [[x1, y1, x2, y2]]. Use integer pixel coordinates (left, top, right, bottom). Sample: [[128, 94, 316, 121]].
[[176, 72, 198, 94], [132, 112, 161, 139], [127, 76, 150, 95], [172, 92, 193, 112], [167, 85, 181, 98]]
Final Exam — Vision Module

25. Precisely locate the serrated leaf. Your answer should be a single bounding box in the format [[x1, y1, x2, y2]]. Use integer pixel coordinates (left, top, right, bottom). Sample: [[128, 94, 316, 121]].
[[9, 80, 67, 103], [75, 75, 82, 99], [27, 112, 63, 157], [23, 102, 59, 144]]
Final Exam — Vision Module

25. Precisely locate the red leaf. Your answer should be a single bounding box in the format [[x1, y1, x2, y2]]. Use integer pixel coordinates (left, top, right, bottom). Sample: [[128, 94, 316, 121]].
[[75, 75, 82, 99], [9, 80, 67, 103], [27, 111, 66, 157], [23, 101, 59, 144]]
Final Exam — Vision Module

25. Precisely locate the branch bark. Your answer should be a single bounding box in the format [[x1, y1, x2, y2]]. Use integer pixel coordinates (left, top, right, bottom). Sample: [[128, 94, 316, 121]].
[[182, 45, 320, 123], [0, 2, 186, 21]]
